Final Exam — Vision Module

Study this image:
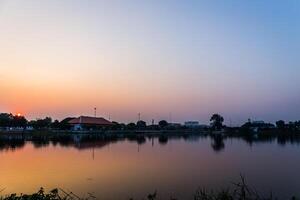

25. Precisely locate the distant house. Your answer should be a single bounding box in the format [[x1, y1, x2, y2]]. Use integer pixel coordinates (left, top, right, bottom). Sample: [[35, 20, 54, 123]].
[[244, 120, 275, 133], [184, 121, 199, 128], [68, 116, 113, 131], [184, 121, 209, 129]]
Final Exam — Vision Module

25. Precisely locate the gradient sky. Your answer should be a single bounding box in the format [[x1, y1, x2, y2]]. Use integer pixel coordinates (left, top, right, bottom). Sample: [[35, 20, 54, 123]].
[[0, 0, 299, 125]]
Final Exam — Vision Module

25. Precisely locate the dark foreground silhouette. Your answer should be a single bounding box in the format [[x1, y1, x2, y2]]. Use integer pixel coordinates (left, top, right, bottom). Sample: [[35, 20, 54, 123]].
[[1, 176, 298, 200]]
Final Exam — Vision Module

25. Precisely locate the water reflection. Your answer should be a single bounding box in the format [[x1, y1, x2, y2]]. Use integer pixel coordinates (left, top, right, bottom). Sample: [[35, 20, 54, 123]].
[[2, 132, 300, 199], [211, 136, 225, 152], [0, 139, 25, 152], [1, 132, 300, 153], [158, 135, 168, 145]]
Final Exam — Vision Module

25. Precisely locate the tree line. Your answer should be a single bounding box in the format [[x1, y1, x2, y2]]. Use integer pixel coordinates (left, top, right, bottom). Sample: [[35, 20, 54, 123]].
[[0, 113, 74, 130], [0, 112, 299, 132]]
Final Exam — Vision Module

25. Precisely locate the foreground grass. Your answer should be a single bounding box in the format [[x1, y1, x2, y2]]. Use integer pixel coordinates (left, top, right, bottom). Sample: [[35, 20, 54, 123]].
[[0, 176, 299, 200]]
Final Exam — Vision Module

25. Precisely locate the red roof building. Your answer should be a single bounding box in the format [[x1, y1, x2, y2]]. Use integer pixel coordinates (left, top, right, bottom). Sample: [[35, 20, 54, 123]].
[[68, 116, 113, 131], [69, 116, 113, 125]]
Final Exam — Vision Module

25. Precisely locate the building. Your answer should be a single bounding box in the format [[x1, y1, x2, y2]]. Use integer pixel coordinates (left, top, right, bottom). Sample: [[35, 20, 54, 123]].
[[68, 116, 113, 131], [184, 121, 199, 128], [248, 120, 275, 133], [184, 121, 209, 129]]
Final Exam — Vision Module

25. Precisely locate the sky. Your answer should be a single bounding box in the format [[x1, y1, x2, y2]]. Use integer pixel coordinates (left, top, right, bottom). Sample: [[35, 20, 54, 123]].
[[0, 0, 299, 125]]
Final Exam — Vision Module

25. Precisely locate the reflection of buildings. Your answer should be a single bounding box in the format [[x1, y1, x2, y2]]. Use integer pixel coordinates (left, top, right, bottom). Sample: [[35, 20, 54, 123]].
[[68, 116, 113, 131]]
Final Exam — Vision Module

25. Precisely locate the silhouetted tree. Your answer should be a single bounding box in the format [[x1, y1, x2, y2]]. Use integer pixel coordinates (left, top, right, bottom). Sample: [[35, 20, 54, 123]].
[[30, 117, 52, 129], [12, 115, 28, 128], [0, 113, 13, 127], [276, 120, 285, 129], [287, 121, 295, 131], [295, 121, 300, 130], [126, 122, 136, 130], [111, 121, 125, 130], [210, 114, 224, 130], [137, 120, 146, 128], [158, 120, 168, 128], [51, 120, 60, 129]]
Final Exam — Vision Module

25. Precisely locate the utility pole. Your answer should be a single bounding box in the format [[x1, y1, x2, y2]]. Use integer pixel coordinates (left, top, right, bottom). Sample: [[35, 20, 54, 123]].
[[94, 107, 97, 117], [138, 113, 141, 121]]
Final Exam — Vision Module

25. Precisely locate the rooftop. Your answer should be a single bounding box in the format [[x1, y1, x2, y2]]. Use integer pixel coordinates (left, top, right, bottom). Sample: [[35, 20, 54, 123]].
[[68, 116, 113, 126]]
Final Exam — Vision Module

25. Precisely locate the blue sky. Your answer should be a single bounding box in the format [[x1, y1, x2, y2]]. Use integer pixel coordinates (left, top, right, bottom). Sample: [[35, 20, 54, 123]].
[[0, 0, 299, 125]]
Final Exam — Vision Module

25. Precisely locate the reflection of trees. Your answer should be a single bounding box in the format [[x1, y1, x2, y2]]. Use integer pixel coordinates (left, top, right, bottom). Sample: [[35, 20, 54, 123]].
[[277, 134, 287, 146], [211, 136, 225, 152], [0, 139, 25, 151], [74, 140, 110, 149], [126, 135, 147, 145], [31, 137, 50, 148], [136, 136, 146, 145], [2, 131, 300, 153], [158, 135, 168, 145], [51, 135, 73, 147]]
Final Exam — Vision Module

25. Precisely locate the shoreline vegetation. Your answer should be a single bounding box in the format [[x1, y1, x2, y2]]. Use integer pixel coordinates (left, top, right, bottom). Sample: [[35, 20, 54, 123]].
[[1, 113, 300, 132], [0, 112, 299, 137], [0, 176, 298, 200]]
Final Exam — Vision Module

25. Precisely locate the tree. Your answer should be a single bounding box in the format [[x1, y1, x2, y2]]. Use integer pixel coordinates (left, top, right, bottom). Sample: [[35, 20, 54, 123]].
[[137, 120, 146, 128], [126, 122, 136, 130], [295, 121, 300, 130], [0, 113, 13, 127], [51, 120, 60, 129], [158, 120, 168, 128], [288, 121, 296, 131], [276, 120, 285, 129], [111, 121, 125, 130], [30, 117, 52, 129], [210, 114, 224, 130], [12, 115, 28, 128]]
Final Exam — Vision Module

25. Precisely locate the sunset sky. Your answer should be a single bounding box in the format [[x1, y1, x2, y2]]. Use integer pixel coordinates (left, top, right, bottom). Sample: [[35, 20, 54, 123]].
[[0, 0, 299, 125]]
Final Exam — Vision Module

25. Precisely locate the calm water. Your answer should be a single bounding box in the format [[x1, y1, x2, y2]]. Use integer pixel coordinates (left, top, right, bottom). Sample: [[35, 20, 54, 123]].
[[1, 135, 300, 199]]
